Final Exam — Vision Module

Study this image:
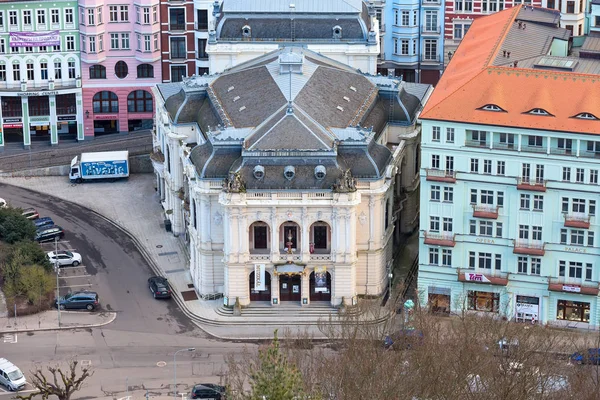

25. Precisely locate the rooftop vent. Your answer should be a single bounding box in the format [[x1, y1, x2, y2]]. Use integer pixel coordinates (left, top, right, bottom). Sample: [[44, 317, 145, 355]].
[[337, 106, 344, 112], [333, 25, 342, 39], [343, 96, 350, 102], [350, 86, 357, 92], [239, 106, 246, 112], [242, 25, 251, 38], [228, 86, 235, 92], [534, 57, 578, 71]]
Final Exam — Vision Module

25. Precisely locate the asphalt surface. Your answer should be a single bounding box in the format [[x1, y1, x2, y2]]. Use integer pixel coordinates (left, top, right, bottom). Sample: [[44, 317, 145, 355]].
[[0, 184, 254, 399], [0, 183, 194, 334]]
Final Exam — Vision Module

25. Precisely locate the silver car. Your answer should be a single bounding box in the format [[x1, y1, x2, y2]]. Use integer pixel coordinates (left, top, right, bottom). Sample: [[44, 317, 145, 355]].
[[47, 250, 82, 267]]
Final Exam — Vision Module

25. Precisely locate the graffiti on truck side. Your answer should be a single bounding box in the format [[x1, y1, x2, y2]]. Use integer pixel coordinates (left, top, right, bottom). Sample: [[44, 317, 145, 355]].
[[84, 162, 127, 176]]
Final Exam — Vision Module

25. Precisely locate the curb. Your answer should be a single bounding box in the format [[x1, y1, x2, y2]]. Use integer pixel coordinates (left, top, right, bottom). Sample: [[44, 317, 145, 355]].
[[0, 312, 117, 334]]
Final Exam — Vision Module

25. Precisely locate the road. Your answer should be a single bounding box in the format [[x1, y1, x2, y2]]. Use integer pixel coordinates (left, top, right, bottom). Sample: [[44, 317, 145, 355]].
[[0, 184, 256, 398]]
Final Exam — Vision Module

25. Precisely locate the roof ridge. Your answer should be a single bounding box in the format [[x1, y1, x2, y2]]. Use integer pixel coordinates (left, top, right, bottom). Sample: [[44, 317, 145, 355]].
[[485, 5, 523, 68], [488, 65, 600, 81]]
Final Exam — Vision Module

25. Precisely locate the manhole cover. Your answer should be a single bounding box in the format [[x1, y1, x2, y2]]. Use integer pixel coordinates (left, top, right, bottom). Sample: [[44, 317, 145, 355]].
[[156, 245, 163, 248], [156, 361, 167, 367]]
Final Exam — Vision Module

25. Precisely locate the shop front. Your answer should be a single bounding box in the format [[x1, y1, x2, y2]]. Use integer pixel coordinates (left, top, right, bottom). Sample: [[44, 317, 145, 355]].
[[94, 115, 120, 135], [556, 299, 590, 323], [515, 295, 540, 323], [428, 286, 451, 315], [29, 118, 51, 142], [2, 118, 24, 143], [57, 116, 78, 140]]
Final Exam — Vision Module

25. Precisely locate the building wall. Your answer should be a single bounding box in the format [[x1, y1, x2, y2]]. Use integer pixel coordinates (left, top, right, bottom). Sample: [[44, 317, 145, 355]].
[[418, 118, 600, 328], [0, 1, 84, 147], [160, 0, 195, 82], [79, 0, 161, 136]]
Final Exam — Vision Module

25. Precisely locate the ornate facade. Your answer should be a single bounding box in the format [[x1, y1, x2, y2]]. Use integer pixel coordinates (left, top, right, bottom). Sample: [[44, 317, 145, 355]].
[[153, 47, 431, 307]]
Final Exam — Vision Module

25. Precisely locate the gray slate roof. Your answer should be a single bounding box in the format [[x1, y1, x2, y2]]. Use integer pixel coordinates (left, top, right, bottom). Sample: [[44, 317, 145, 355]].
[[218, 18, 366, 41], [222, 0, 363, 13]]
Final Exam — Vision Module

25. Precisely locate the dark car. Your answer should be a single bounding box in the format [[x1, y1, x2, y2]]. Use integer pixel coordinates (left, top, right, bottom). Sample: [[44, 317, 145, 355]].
[[21, 208, 39, 220], [189, 384, 226, 399], [55, 291, 99, 311], [148, 276, 171, 299], [34, 217, 54, 229], [571, 348, 600, 365], [384, 329, 424, 350], [35, 225, 64, 242]]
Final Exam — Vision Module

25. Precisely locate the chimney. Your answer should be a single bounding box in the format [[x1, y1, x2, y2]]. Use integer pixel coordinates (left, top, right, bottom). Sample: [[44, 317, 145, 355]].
[[503, 50, 507, 57], [523, 23, 527, 29], [518, 21, 522, 28], [513, 61, 518, 67], [507, 51, 511, 58]]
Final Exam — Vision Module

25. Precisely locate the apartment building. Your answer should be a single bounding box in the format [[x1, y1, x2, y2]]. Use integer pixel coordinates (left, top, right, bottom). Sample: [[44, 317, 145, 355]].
[[379, 0, 445, 84], [419, 6, 600, 328], [79, 0, 161, 136], [0, 0, 83, 148]]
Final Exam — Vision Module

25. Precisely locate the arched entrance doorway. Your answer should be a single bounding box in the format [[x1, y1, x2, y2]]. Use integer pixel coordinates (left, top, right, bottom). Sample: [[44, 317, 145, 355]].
[[279, 274, 301, 302], [310, 271, 332, 302], [249, 271, 271, 302]]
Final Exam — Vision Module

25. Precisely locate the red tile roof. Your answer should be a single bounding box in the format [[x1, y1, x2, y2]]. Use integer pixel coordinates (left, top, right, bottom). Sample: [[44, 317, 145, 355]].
[[420, 5, 600, 134]]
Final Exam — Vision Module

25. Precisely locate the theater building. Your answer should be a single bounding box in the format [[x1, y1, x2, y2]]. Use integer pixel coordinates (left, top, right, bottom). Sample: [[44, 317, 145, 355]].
[[0, 0, 83, 148], [152, 48, 431, 307]]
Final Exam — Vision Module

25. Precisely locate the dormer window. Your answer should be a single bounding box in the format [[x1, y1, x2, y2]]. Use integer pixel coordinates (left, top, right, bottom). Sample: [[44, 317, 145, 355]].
[[332, 25, 342, 39], [314, 165, 326, 180], [527, 108, 552, 116], [253, 165, 264, 180], [575, 112, 598, 120], [480, 104, 505, 112], [242, 25, 251, 38], [284, 166, 295, 181]]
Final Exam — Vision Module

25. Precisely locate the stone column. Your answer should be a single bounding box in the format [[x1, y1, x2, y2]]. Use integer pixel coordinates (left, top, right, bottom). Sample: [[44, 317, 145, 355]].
[[21, 97, 31, 149], [368, 195, 375, 250], [272, 272, 279, 306], [301, 207, 309, 261], [75, 91, 84, 141], [301, 271, 309, 306], [270, 207, 278, 259], [0, 97, 4, 150], [331, 209, 338, 262]]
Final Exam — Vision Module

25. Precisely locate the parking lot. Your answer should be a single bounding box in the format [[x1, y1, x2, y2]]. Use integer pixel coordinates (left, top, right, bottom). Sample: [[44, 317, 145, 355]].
[[40, 240, 95, 300]]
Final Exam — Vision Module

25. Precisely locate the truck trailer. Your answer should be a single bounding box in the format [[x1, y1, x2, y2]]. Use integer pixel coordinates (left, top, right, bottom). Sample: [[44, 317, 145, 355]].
[[69, 151, 130, 183]]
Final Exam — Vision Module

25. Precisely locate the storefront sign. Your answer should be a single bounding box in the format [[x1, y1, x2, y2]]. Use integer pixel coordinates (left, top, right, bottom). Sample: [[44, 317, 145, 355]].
[[565, 247, 587, 253], [464, 273, 491, 283], [314, 266, 327, 293], [3, 123, 23, 129], [515, 295, 539, 323], [476, 238, 495, 244], [58, 115, 77, 121], [3, 118, 22, 123], [29, 121, 50, 127], [94, 114, 118, 120], [18, 91, 58, 97], [562, 285, 581, 293], [254, 264, 265, 291], [29, 116, 50, 122], [10, 31, 60, 47]]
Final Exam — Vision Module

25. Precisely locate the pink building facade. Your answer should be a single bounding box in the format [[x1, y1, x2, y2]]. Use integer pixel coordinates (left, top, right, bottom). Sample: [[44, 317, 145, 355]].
[[79, 1, 161, 137]]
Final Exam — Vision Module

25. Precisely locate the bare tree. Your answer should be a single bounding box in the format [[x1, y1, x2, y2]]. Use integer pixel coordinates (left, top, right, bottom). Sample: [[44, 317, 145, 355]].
[[15, 360, 93, 400]]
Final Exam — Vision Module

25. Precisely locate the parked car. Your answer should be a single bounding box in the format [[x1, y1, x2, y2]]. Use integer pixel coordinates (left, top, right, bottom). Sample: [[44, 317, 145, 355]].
[[570, 348, 600, 365], [34, 217, 54, 229], [35, 226, 64, 242], [55, 291, 99, 311], [0, 358, 26, 391], [188, 383, 226, 399], [47, 250, 82, 267], [21, 208, 39, 220], [148, 276, 172, 299], [0, 198, 7, 208], [384, 329, 424, 350]]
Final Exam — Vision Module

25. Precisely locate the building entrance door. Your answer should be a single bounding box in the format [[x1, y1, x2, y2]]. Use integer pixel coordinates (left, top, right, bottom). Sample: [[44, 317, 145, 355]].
[[279, 275, 301, 302]]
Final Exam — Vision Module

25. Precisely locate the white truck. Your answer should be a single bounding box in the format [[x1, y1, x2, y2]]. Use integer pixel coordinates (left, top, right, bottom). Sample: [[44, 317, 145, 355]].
[[69, 151, 130, 183]]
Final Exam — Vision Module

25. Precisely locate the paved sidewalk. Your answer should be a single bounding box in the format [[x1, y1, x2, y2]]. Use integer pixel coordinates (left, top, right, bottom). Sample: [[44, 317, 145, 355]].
[[0, 310, 116, 333], [0, 175, 349, 339]]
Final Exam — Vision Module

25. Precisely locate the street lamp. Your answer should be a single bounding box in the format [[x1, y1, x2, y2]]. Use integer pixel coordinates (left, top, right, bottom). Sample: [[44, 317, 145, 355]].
[[54, 237, 61, 328], [173, 347, 195, 400]]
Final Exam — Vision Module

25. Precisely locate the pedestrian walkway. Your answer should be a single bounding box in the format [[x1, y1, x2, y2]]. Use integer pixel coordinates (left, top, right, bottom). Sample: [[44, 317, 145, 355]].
[[0, 310, 116, 334], [0, 174, 381, 339]]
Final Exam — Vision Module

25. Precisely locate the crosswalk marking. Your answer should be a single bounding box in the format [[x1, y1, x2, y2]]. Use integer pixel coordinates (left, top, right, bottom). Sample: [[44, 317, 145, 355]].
[[2, 333, 17, 343]]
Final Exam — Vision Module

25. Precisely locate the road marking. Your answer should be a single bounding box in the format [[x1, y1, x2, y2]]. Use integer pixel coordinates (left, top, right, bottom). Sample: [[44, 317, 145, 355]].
[[156, 361, 167, 367], [0, 389, 38, 397], [80, 360, 91, 366], [61, 274, 91, 279], [2, 334, 17, 343], [59, 283, 93, 288]]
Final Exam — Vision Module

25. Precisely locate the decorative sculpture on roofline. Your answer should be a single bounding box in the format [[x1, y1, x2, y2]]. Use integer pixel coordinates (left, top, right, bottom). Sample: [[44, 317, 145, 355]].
[[332, 169, 357, 193], [222, 171, 246, 193]]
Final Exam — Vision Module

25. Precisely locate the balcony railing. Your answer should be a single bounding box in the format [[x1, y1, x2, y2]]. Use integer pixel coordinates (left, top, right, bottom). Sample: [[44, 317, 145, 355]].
[[421, 55, 441, 62], [465, 139, 488, 148], [169, 23, 186, 31], [580, 151, 600, 159], [472, 205, 499, 219], [494, 142, 517, 151], [516, 178, 546, 192], [426, 168, 456, 183], [422, 26, 441, 34], [564, 214, 591, 229], [513, 240, 545, 256], [548, 277, 599, 295], [424, 232, 455, 247]]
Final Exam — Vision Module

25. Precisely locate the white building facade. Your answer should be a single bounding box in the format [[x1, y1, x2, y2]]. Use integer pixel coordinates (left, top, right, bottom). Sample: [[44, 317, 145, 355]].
[[418, 6, 600, 328], [153, 48, 431, 307], [206, 0, 380, 75]]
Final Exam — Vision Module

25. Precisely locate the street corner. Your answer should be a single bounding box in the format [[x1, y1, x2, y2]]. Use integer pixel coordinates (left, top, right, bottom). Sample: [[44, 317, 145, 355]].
[[0, 310, 117, 334]]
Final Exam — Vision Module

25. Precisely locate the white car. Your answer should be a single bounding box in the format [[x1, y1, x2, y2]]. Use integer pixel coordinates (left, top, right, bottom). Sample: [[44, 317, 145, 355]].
[[0, 198, 7, 208], [47, 250, 82, 267]]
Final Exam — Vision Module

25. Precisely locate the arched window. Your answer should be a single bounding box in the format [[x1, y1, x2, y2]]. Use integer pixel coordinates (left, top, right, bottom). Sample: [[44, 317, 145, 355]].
[[137, 64, 154, 78], [89, 65, 106, 79], [115, 61, 128, 78], [127, 90, 153, 112], [93, 91, 118, 113]]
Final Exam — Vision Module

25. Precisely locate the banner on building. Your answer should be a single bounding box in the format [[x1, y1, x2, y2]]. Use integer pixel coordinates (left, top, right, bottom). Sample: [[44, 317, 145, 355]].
[[314, 266, 327, 293], [254, 264, 265, 291], [464, 273, 491, 283], [10, 31, 60, 47]]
